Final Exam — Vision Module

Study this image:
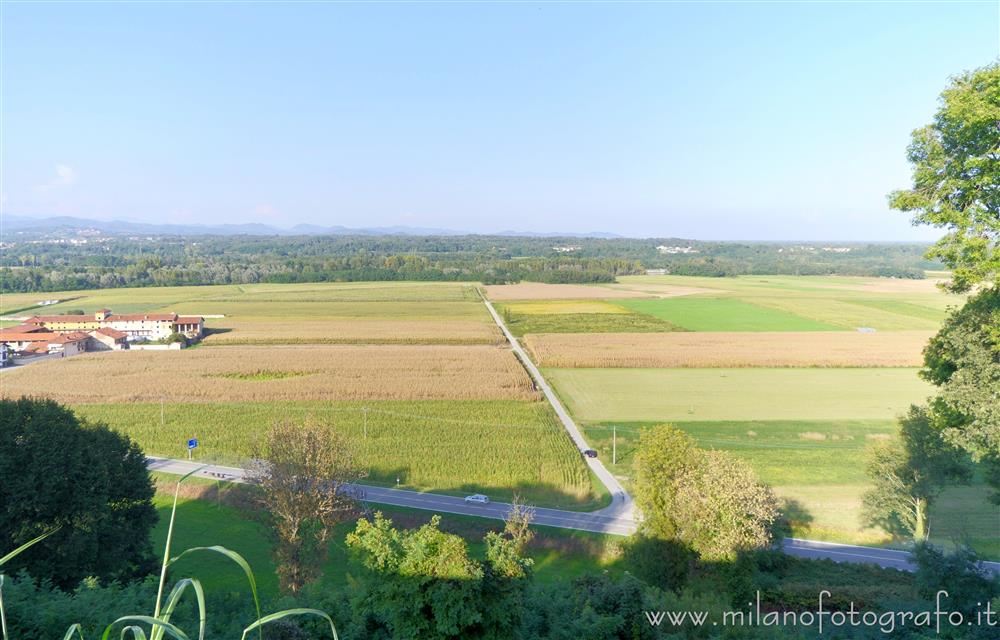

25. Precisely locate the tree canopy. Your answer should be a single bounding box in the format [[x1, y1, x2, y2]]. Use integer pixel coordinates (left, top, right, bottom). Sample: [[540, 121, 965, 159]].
[[633, 425, 780, 561], [0, 398, 157, 589], [889, 63, 1000, 292], [862, 406, 971, 540]]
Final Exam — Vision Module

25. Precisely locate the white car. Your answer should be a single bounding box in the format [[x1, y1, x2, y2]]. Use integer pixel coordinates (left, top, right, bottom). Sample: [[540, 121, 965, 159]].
[[464, 494, 490, 505]]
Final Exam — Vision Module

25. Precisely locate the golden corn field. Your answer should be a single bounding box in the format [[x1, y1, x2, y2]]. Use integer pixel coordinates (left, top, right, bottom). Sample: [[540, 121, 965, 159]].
[[524, 331, 934, 368], [73, 399, 599, 508], [0, 345, 539, 403], [202, 318, 503, 345]]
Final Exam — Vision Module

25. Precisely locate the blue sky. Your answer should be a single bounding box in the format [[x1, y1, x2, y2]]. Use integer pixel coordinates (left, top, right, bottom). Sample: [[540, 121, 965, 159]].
[[3, 1, 997, 240]]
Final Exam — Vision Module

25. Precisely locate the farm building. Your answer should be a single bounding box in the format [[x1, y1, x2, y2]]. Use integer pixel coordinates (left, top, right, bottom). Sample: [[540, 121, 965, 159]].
[[88, 327, 129, 351], [0, 330, 90, 357], [23, 308, 204, 341]]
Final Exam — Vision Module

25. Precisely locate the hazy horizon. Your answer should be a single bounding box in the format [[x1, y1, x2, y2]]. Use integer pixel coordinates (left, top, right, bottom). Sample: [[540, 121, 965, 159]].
[[4, 2, 997, 241]]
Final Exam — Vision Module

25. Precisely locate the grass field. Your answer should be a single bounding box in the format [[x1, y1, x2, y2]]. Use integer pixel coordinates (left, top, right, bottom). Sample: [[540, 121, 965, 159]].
[[152, 473, 622, 599], [545, 367, 932, 422], [579, 420, 999, 553], [1, 345, 538, 403], [82, 400, 598, 508], [617, 298, 844, 332], [611, 275, 960, 332], [525, 331, 932, 368]]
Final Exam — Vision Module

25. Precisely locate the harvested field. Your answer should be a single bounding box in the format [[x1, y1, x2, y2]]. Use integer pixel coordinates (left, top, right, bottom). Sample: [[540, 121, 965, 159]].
[[485, 283, 649, 300], [0, 345, 539, 403], [203, 318, 501, 345], [524, 331, 934, 368]]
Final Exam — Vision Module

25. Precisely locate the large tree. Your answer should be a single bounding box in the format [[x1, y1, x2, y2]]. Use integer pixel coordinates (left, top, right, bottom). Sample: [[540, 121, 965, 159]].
[[921, 288, 1000, 501], [889, 63, 999, 293], [633, 425, 780, 561], [0, 398, 157, 589], [672, 450, 781, 562], [248, 419, 364, 595], [862, 406, 971, 540]]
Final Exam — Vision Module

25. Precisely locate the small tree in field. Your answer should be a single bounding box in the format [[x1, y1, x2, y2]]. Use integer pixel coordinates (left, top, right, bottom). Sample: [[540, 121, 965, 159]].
[[249, 419, 364, 595], [672, 450, 780, 562], [633, 425, 780, 561], [862, 406, 971, 541]]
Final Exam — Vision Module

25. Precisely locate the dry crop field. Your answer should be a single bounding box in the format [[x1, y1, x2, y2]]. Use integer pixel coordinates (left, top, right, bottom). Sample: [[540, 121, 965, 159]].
[[524, 330, 934, 368], [0, 345, 538, 404], [2, 280, 604, 507]]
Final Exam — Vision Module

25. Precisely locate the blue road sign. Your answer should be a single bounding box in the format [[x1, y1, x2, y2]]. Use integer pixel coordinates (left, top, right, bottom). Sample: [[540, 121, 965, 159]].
[[187, 438, 198, 449]]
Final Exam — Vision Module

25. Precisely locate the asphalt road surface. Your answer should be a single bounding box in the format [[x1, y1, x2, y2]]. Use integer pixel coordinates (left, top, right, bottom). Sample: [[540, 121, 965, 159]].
[[479, 294, 634, 520], [146, 456, 637, 535], [148, 456, 999, 574]]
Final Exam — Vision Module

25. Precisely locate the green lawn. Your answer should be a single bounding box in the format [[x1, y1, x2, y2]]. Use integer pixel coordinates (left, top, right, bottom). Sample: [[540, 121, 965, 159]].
[[618, 298, 841, 331], [546, 367, 933, 422]]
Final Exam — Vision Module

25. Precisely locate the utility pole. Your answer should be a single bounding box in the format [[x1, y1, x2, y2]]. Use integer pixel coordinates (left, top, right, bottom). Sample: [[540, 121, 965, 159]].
[[363, 406, 368, 439], [612, 426, 617, 466], [160, 396, 165, 427]]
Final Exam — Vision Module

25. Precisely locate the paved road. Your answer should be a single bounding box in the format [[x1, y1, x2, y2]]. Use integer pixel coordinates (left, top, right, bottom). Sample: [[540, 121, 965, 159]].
[[146, 456, 637, 535], [148, 456, 1000, 573], [479, 294, 634, 520], [782, 538, 1000, 575]]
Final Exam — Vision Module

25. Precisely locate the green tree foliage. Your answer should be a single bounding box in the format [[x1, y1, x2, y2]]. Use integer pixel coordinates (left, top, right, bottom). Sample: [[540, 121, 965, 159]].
[[0, 398, 157, 589], [889, 63, 1000, 293], [672, 451, 781, 562], [0, 233, 934, 294], [632, 426, 703, 541], [633, 425, 780, 561], [862, 406, 971, 540], [912, 543, 999, 618], [345, 512, 532, 639], [921, 289, 1000, 489]]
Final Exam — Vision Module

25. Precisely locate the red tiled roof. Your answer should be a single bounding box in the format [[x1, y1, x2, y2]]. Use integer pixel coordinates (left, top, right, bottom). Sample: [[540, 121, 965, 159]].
[[0, 324, 48, 334], [48, 332, 89, 344], [175, 316, 203, 324], [24, 315, 95, 323], [92, 327, 127, 339], [108, 313, 178, 322], [0, 333, 54, 343]]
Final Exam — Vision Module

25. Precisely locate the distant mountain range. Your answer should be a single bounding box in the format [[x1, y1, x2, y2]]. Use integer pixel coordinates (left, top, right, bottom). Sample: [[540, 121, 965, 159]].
[[1, 214, 621, 239]]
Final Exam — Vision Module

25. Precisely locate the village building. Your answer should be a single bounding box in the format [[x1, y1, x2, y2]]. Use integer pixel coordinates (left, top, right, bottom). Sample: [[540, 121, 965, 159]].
[[88, 327, 129, 351], [23, 309, 204, 341]]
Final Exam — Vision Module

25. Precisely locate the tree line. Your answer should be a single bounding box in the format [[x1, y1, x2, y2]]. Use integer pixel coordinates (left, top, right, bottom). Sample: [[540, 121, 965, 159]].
[[0, 234, 935, 293]]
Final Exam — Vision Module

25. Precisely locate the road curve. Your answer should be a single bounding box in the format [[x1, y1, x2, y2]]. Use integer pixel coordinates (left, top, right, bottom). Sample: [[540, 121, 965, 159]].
[[479, 294, 634, 520], [148, 456, 999, 574], [146, 456, 637, 535]]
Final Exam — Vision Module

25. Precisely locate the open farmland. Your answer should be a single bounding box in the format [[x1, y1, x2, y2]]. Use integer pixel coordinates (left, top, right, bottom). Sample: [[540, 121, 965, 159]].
[[81, 400, 599, 509], [525, 331, 933, 368], [0, 281, 501, 344], [0, 345, 538, 403], [617, 298, 844, 331], [545, 367, 932, 422], [579, 419, 999, 553], [484, 283, 650, 300]]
